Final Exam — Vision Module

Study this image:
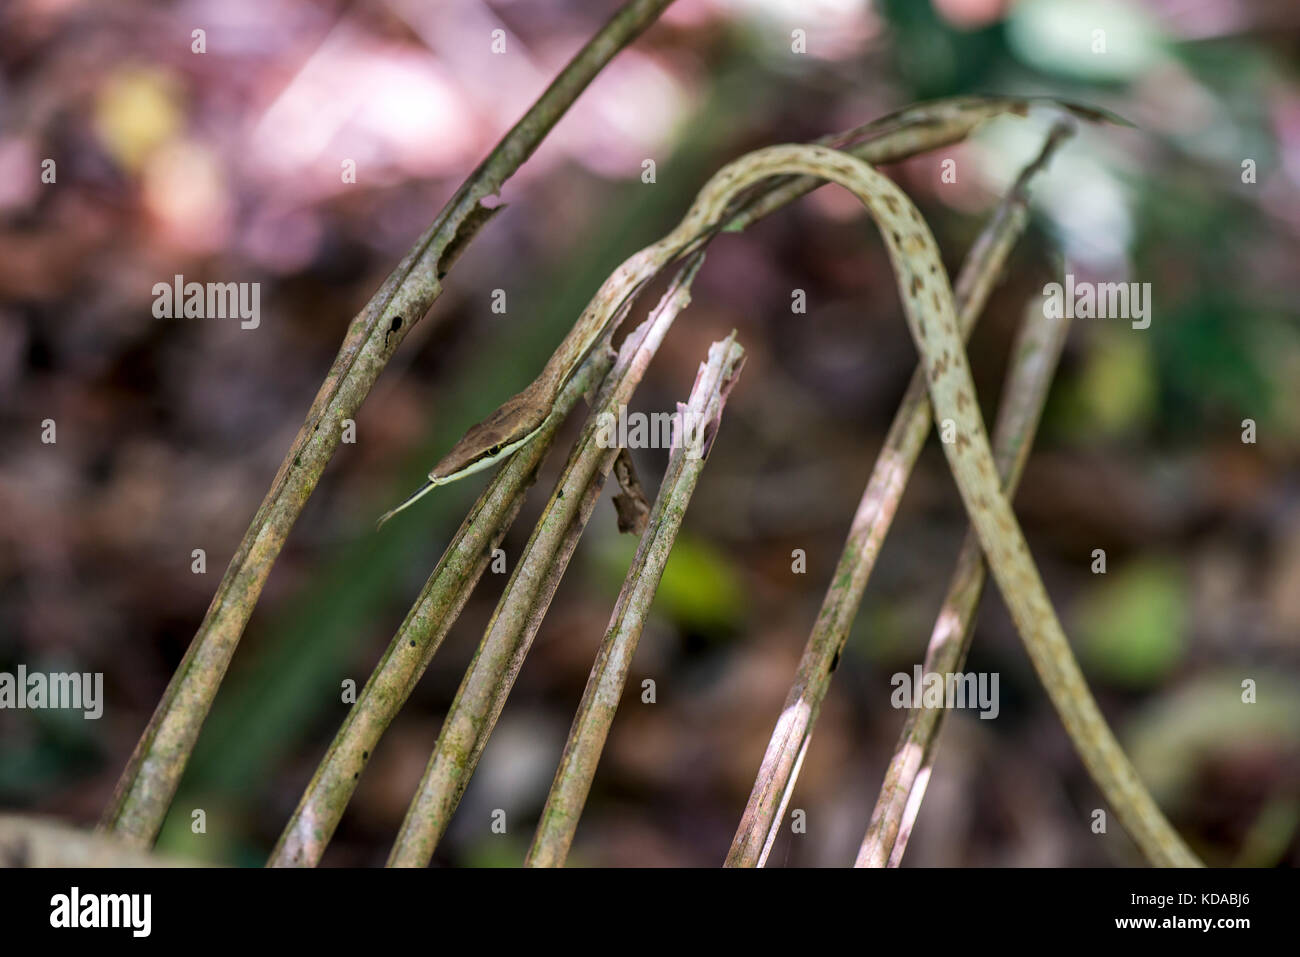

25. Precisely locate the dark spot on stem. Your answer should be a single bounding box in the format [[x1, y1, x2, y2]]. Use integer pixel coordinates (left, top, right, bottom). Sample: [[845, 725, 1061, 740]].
[[385, 315, 404, 348]]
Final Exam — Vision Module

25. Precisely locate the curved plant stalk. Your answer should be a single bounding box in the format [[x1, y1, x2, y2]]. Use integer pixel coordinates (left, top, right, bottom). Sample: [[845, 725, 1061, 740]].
[[390, 129, 1195, 865], [98, 0, 679, 849], [386, 260, 704, 866], [263, 95, 1075, 868], [526, 338, 746, 867], [267, 346, 616, 866], [857, 277, 1074, 868], [714, 96, 1120, 241], [415, 107, 1123, 492], [726, 124, 1074, 867], [694, 142, 1195, 868]]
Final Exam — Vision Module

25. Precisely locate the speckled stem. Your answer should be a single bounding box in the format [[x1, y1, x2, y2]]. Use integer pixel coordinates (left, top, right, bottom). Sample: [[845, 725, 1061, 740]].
[[385, 262, 703, 866], [676, 145, 1195, 868], [857, 263, 1075, 868], [96, 0, 676, 849], [726, 126, 1074, 867], [391, 131, 1194, 865], [266, 350, 614, 867], [525, 336, 746, 867]]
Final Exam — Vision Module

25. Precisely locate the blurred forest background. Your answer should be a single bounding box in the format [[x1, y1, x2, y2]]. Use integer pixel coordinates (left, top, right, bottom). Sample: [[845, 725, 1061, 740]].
[[1, 0, 1298, 867]]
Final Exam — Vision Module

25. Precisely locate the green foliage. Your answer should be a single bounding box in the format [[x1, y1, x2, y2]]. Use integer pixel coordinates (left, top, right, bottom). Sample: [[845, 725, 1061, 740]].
[[880, 0, 1003, 98], [595, 533, 746, 636], [1073, 558, 1188, 686]]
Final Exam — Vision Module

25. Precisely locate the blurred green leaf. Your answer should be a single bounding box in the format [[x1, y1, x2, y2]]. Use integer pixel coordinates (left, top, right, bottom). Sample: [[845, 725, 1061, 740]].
[[1126, 673, 1300, 804], [595, 532, 746, 636], [1153, 299, 1274, 429], [463, 835, 529, 868], [878, 0, 1002, 98], [1072, 557, 1188, 685], [1056, 328, 1158, 438], [1007, 0, 1167, 82], [1235, 798, 1300, 867]]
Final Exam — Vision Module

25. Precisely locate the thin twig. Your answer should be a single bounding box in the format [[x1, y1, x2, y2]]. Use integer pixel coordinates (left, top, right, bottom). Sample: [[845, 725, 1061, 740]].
[[0, 815, 196, 867], [385, 259, 704, 866], [726, 123, 1076, 868], [98, 0, 678, 848], [858, 262, 1074, 868], [715, 97, 1106, 241], [267, 346, 617, 866], [526, 337, 746, 867], [390, 125, 1200, 867]]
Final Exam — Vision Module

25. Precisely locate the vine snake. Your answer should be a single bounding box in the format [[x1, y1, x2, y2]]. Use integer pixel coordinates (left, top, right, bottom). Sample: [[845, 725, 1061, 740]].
[[380, 142, 1199, 867]]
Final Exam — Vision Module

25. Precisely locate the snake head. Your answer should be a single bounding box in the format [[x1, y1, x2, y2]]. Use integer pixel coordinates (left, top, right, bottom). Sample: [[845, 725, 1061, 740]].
[[377, 377, 558, 528], [428, 377, 556, 484]]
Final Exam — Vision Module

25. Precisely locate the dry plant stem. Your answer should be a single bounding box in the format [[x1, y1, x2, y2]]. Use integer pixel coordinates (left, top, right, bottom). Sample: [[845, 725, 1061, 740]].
[[266, 351, 613, 867], [857, 278, 1074, 868], [526, 337, 746, 867], [98, 0, 677, 848], [107, 93, 1089, 851], [716, 97, 1107, 239], [888, 318, 1069, 868], [363, 93, 1193, 862], [726, 126, 1073, 867], [386, 262, 703, 866], [0, 815, 195, 867], [712, 143, 1196, 868], [406, 130, 1194, 863], [266, 97, 1059, 868]]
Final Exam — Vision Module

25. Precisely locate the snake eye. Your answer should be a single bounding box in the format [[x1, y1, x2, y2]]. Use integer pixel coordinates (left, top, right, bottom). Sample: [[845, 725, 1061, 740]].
[[488, 443, 504, 456]]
